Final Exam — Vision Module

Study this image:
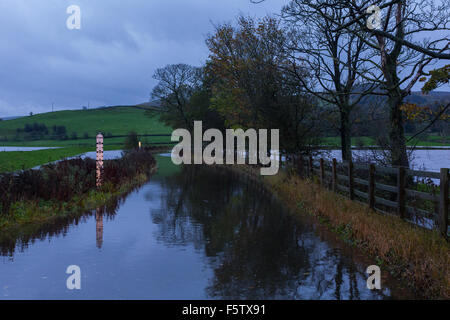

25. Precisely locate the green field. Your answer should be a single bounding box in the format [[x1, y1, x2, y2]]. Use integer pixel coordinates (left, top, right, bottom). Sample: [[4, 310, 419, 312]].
[[0, 146, 95, 173], [0, 106, 173, 148], [0, 136, 174, 148], [0, 106, 175, 173]]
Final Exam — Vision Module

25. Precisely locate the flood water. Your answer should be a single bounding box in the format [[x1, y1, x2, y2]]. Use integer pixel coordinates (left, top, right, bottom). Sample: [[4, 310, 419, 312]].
[[0, 156, 415, 299], [325, 149, 450, 172]]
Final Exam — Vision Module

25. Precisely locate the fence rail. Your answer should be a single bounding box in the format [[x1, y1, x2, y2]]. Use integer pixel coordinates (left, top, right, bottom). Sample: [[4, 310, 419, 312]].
[[297, 156, 449, 238]]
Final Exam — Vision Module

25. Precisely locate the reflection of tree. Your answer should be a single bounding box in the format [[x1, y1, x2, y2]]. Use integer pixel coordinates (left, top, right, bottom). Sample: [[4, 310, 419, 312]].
[[151, 165, 386, 299]]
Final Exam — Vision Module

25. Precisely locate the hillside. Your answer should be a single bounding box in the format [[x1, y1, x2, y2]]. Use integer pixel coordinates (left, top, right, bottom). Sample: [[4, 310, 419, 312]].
[[0, 106, 173, 147], [352, 86, 450, 108], [404, 91, 450, 105]]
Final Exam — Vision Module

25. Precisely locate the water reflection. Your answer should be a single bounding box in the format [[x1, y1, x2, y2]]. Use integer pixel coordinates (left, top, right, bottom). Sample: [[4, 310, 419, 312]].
[[0, 186, 137, 257], [95, 210, 103, 249], [150, 166, 412, 299]]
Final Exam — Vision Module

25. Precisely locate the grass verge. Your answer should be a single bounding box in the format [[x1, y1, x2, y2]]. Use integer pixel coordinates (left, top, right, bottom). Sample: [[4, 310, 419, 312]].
[[0, 150, 158, 232], [0, 172, 153, 232], [232, 165, 450, 299]]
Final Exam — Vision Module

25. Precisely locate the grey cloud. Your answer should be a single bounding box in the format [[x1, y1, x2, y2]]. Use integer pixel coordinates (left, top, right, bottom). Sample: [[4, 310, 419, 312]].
[[0, 0, 285, 117]]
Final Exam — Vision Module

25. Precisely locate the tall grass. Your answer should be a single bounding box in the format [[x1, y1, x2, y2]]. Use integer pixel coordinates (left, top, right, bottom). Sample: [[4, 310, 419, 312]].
[[271, 173, 449, 299]]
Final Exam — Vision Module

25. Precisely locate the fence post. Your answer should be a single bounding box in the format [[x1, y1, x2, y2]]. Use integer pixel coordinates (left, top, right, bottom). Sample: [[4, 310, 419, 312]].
[[397, 167, 406, 219], [348, 160, 354, 200], [309, 156, 313, 178], [368, 164, 375, 210], [439, 168, 449, 238], [320, 158, 324, 186], [332, 158, 337, 193]]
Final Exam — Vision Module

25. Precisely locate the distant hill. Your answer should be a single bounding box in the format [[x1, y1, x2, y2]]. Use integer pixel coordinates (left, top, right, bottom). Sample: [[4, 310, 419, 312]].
[[136, 100, 162, 108], [0, 105, 172, 143], [351, 83, 450, 108], [404, 91, 450, 106]]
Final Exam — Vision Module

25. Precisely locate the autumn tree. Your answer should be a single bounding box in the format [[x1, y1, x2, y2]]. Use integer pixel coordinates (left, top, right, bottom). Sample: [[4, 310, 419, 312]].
[[403, 65, 450, 143], [206, 16, 323, 154], [421, 65, 450, 94]]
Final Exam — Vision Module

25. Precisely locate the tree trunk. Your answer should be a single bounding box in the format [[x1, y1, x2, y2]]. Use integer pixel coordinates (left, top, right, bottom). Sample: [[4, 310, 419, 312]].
[[387, 92, 409, 167], [340, 109, 352, 161], [383, 53, 409, 168]]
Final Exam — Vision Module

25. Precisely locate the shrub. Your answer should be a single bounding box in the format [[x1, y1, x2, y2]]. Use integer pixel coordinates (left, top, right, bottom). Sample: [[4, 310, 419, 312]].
[[52, 125, 67, 139], [123, 131, 139, 151]]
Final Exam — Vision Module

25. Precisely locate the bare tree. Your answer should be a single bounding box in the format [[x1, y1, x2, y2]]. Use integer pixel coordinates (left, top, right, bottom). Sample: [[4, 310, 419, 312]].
[[150, 63, 202, 130], [282, 0, 380, 161], [298, 0, 450, 167]]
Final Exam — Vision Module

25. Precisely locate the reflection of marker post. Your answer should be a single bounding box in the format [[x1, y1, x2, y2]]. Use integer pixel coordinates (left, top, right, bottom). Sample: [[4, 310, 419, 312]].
[[96, 133, 104, 187], [96, 209, 103, 249]]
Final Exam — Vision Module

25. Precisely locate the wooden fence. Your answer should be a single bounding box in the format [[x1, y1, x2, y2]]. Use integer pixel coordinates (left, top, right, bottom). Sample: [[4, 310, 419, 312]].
[[296, 156, 449, 238]]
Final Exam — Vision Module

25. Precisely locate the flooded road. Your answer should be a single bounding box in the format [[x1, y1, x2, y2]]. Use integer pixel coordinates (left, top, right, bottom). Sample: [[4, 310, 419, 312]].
[[0, 156, 415, 299]]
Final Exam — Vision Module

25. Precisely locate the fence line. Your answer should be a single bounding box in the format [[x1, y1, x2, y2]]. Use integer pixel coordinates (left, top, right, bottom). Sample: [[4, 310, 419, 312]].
[[297, 156, 449, 238]]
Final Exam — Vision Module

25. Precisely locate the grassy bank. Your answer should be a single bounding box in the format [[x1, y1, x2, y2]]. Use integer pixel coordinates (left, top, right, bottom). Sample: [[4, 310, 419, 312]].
[[0, 150, 158, 231], [0, 172, 153, 232], [233, 165, 450, 299]]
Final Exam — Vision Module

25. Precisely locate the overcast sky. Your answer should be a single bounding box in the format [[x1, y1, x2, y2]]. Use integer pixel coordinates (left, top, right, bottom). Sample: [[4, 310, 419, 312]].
[[0, 0, 285, 117], [0, 1, 448, 118]]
